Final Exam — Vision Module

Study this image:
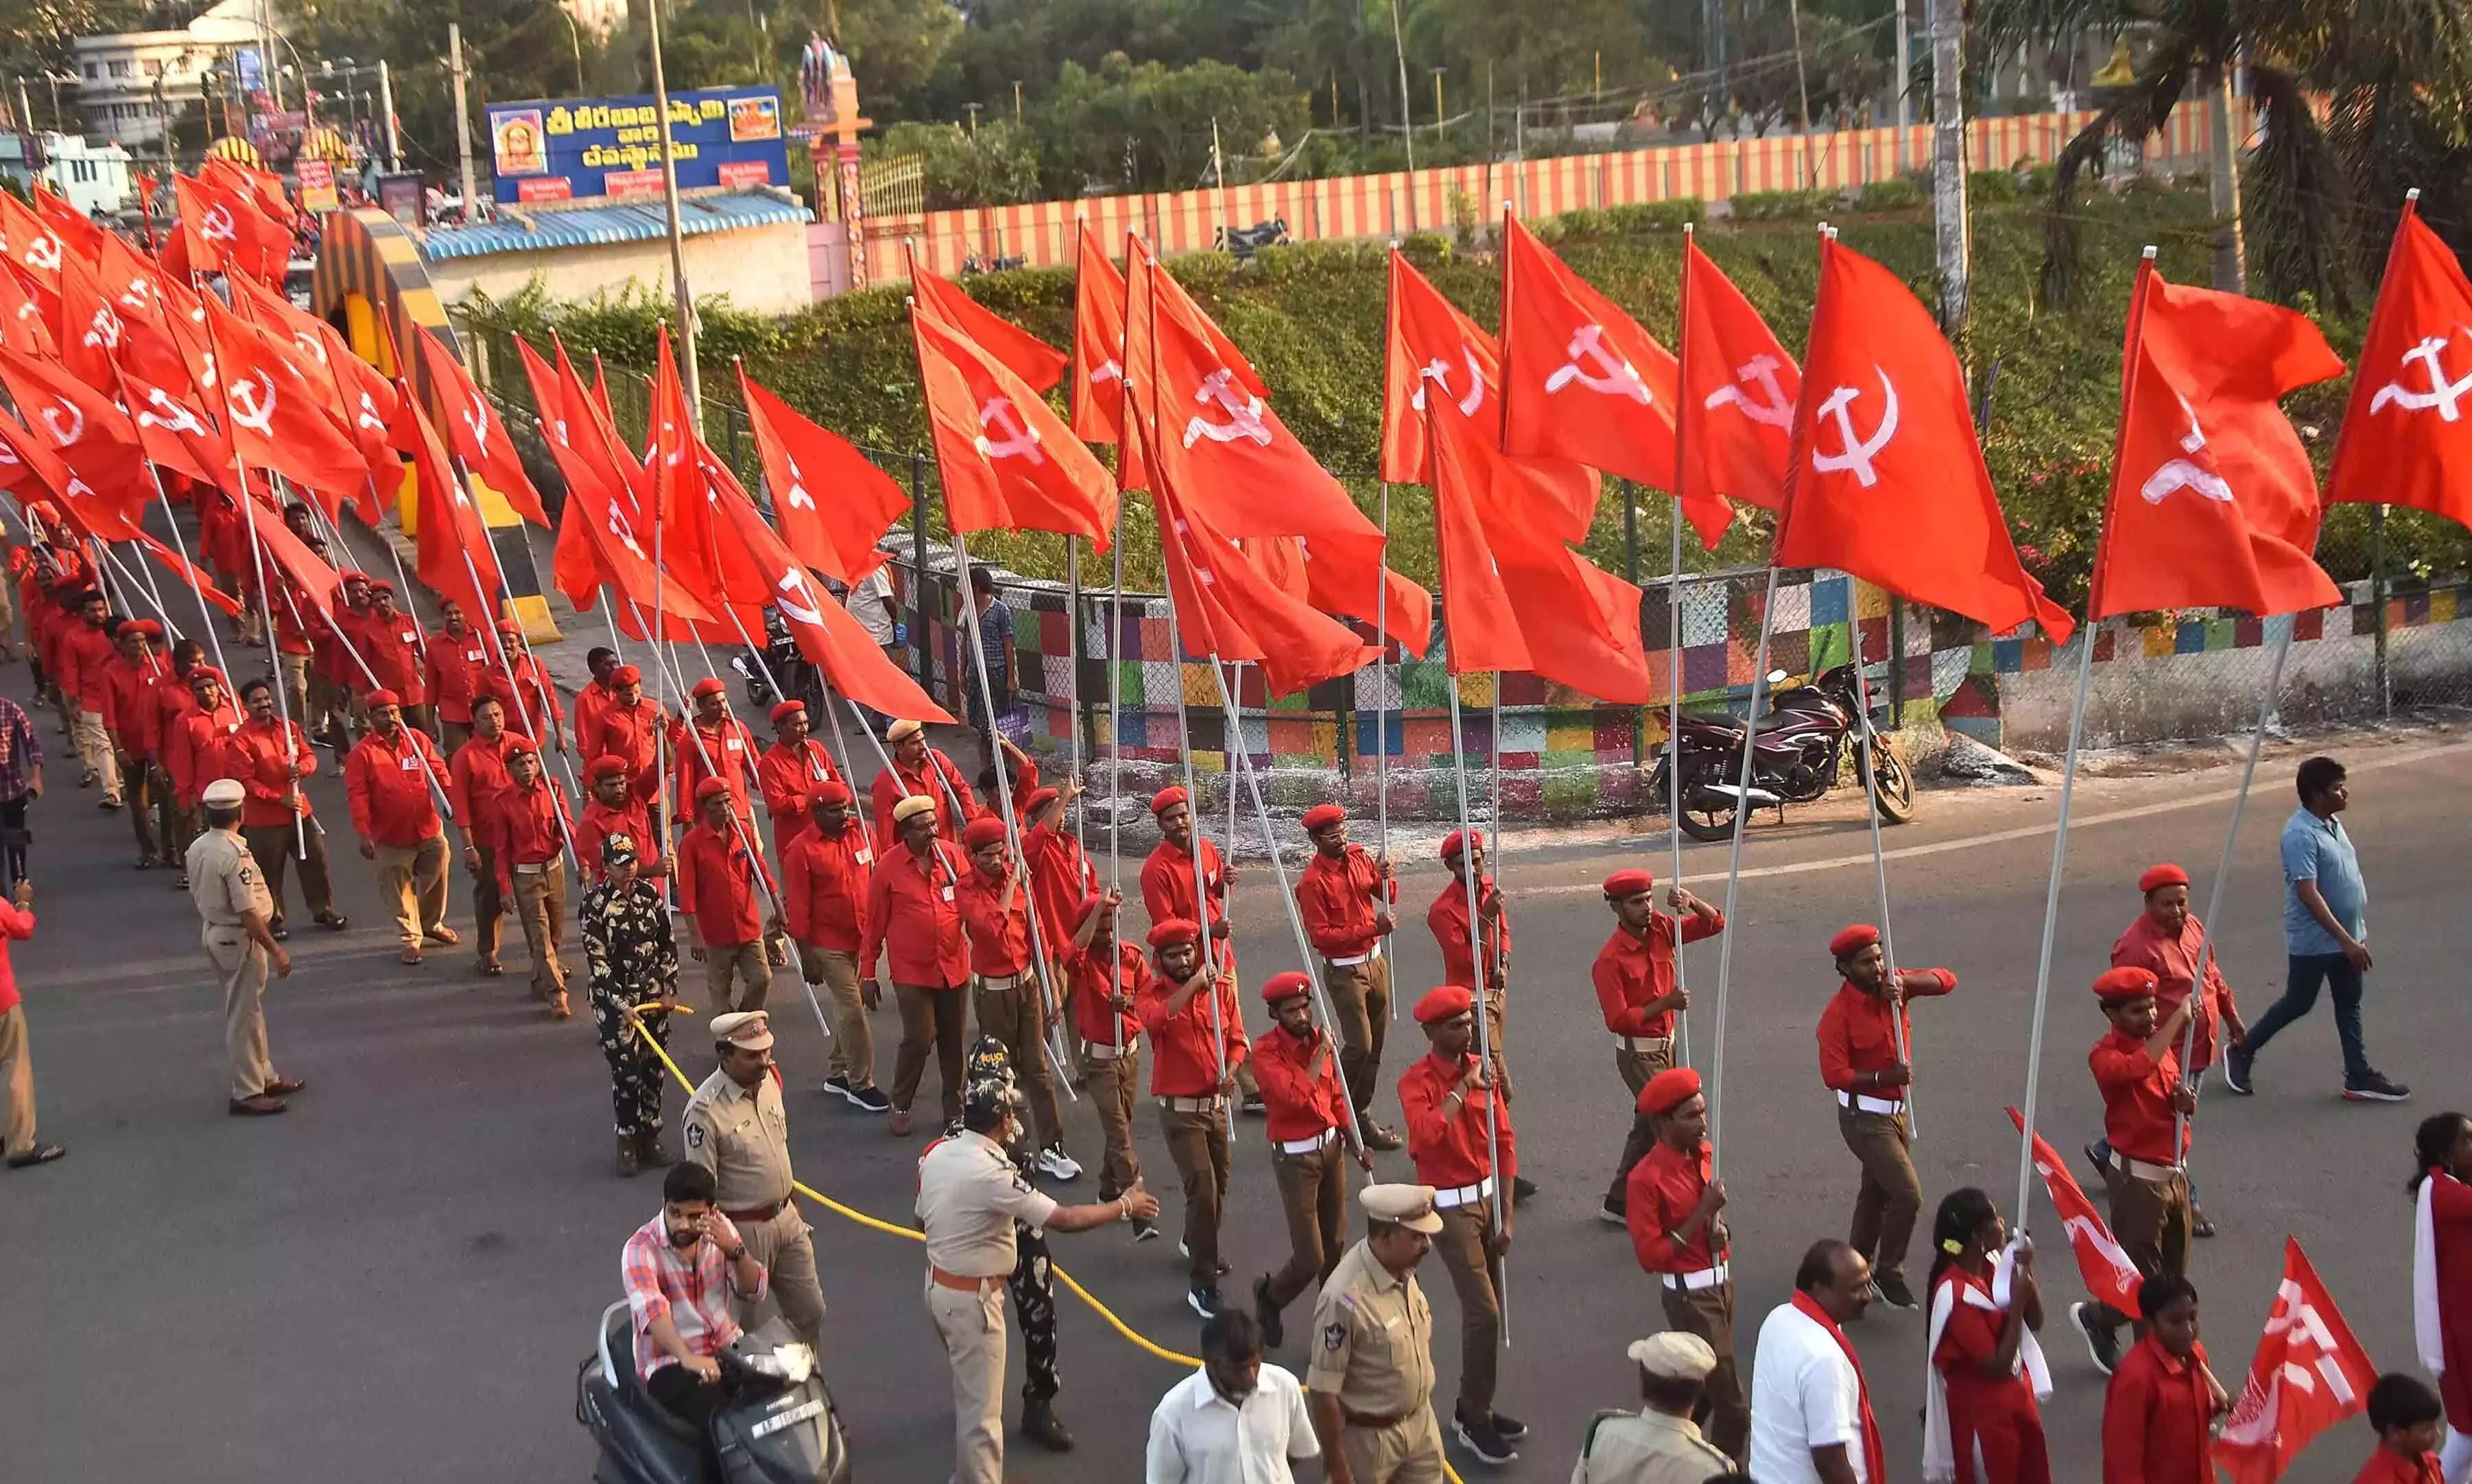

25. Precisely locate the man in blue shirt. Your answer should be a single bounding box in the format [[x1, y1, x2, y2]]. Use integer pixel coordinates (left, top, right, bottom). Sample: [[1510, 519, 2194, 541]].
[[2224, 756, 2409, 1102]]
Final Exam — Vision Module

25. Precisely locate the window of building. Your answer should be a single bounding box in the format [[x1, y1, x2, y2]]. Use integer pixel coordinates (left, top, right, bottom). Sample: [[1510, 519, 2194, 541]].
[[108, 59, 132, 77], [84, 63, 99, 80]]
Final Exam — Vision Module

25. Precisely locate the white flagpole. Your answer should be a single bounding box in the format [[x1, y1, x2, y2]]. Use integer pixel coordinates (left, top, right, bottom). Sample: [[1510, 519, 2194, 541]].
[[1445, 663, 1509, 1344], [1107, 501, 1127, 1057], [1666, 499, 1692, 1072], [1704, 566, 1779, 1179], [1376, 480, 1394, 1021], [1152, 518, 1234, 1138], [2013, 620, 2099, 1225], [1067, 535, 1086, 850], [1846, 606, 1916, 1136]]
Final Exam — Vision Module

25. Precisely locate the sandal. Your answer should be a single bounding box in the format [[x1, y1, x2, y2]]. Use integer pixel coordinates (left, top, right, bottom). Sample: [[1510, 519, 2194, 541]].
[[548, 992, 572, 1020], [2191, 1208, 2217, 1239]]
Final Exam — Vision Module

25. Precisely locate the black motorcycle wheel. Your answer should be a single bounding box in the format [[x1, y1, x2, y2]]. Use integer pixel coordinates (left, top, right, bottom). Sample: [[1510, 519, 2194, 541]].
[[1674, 758, 1741, 842], [1870, 739, 1917, 824]]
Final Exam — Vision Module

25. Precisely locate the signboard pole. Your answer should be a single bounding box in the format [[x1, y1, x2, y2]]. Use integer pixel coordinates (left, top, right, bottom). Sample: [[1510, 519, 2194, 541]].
[[645, 0, 703, 425], [450, 24, 478, 218], [379, 60, 401, 171]]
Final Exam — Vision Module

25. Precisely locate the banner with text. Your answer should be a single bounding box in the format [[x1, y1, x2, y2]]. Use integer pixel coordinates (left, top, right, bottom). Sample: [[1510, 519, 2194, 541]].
[[484, 86, 787, 204]]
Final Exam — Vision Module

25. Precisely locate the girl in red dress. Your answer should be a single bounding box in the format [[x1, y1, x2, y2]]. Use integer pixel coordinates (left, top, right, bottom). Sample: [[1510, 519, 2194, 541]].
[[1925, 1186, 2052, 1484], [2410, 1112, 2472, 1483]]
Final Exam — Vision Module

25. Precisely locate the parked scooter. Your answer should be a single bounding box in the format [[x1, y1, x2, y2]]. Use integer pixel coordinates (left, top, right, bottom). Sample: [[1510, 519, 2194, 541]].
[[578, 1307, 852, 1483], [1645, 661, 1916, 841]]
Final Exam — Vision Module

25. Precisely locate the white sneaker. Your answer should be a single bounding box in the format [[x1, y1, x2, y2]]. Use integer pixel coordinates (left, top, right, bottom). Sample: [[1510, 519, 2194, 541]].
[[1037, 1147, 1083, 1181]]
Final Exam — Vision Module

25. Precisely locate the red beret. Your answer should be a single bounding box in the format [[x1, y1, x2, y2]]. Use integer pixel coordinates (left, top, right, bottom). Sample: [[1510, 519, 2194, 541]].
[[1023, 786, 1060, 816], [25, 501, 56, 523], [587, 755, 631, 781], [503, 736, 539, 758], [2094, 966, 2160, 1002], [690, 677, 727, 700], [962, 816, 1009, 850], [1261, 970, 1313, 1005], [809, 780, 853, 806], [1414, 984, 1475, 1024], [1829, 924, 1881, 959], [364, 688, 401, 708], [1440, 829, 1469, 861], [1076, 891, 1106, 928], [368, 578, 394, 593], [1147, 918, 1200, 951], [496, 620, 522, 638], [1603, 868, 1655, 900], [610, 665, 642, 685], [1637, 1066, 1704, 1116], [128, 618, 165, 638], [1150, 786, 1189, 816], [770, 699, 806, 725], [693, 776, 734, 802], [189, 665, 226, 686], [1302, 803, 1346, 832], [2138, 863, 2189, 894], [339, 569, 370, 583]]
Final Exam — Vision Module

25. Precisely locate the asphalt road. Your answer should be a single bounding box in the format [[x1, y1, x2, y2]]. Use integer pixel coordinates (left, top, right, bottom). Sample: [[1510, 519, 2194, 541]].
[[1, 669, 2461, 1484]]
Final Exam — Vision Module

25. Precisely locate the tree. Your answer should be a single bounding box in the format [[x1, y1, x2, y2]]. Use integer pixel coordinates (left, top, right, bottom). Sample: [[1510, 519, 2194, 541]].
[[875, 118, 1043, 208], [1027, 53, 1308, 195]]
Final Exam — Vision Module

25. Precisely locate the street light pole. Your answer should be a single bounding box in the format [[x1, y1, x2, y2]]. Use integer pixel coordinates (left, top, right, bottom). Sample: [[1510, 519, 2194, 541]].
[[378, 59, 399, 170], [645, 0, 703, 422], [449, 23, 479, 217]]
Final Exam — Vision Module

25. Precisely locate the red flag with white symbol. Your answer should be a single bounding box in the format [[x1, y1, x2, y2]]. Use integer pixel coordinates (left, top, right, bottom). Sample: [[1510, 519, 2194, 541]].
[[0, 409, 141, 539], [1678, 232, 1798, 531], [245, 496, 344, 632], [90, 232, 202, 399], [550, 335, 641, 516], [411, 327, 549, 527], [2327, 195, 2472, 529], [0, 261, 54, 357], [2215, 1240, 2378, 1484], [2090, 257, 2344, 619], [399, 388, 503, 623], [641, 325, 736, 612], [115, 355, 228, 490], [1776, 235, 2074, 642], [738, 366, 907, 582], [1497, 212, 1682, 510], [227, 273, 394, 515], [909, 259, 1069, 392], [0, 344, 148, 509], [0, 190, 67, 300], [2004, 1108, 2143, 1315], [912, 294, 1116, 543], [1070, 221, 1128, 446], [174, 175, 288, 285], [202, 156, 292, 222], [205, 296, 370, 507], [1147, 465, 1377, 697]]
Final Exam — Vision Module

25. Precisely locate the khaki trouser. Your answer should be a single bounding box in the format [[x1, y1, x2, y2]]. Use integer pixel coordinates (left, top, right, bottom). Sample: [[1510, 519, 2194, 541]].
[[278, 652, 309, 729], [73, 708, 120, 800], [153, 765, 188, 868], [1607, 1039, 1674, 1209], [243, 820, 333, 921], [376, 835, 449, 950], [973, 974, 1062, 1149], [468, 844, 505, 962], [2093, 1167, 2192, 1331], [121, 754, 156, 859], [1434, 1199, 1502, 1420], [1479, 990, 1511, 1100], [1266, 1135, 1348, 1307], [798, 944, 874, 1090], [510, 860, 568, 998], [1160, 1102, 1231, 1284], [926, 1274, 1008, 1484], [737, 1204, 825, 1351], [1838, 1103, 1923, 1281], [1082, 1041, 1142, 1197], [1661, 1279, 1750, 1459], [1341, 1409, 1447, 1484], [0, 1003, 37, 1157], [1323, 954, 1391, 1114], [703, 941, 771, 1014], [891, 983, 968, 1123], [206, 924, 272, 1100]]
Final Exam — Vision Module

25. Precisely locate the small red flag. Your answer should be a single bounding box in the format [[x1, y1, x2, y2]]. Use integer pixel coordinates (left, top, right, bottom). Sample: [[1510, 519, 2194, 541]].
[[909, 260, 1069, 393], [2327, 196, 2472, 529], [912, 296, 1116, 543], [205, 296, 370, 506], [201, 156, 293, 223], [0, 261, 54, 357], [408, 329, 549, 526], [1150, 472, 1377, 697], [399, 391, 503, 623], [1776, 235, 2073, 642], [0, 190, 67, 298], [1497, 212, 1683, 509], [2091, 259, 2344, 619], [0, 344, 149, 508], [1069, 221, 1128, 446], [738, 366, 907, 582], [1678, 232, 1798, 532], [174, 175, 289, 285], [2215, 1240, 2378, 1484], [2005, 1108, 2144, 1316]]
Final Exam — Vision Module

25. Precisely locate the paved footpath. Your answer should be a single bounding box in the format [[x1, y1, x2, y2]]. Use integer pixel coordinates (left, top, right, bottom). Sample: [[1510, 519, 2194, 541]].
[[0, 647, 2459, 1483]]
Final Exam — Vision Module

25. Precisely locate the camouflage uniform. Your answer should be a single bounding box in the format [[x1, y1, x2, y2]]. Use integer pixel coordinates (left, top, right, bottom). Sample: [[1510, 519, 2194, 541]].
[[580, 873, 678, 1138]]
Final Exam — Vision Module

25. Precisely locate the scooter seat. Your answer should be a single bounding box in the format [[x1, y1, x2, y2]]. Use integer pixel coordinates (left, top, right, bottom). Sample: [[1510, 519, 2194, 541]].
[[599, 1306, 706, 1446]]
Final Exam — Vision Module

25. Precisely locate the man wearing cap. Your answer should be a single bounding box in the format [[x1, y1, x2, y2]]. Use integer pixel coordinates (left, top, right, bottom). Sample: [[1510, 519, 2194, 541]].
[[684, 1010, 827, 1353], [1593, 870, 1726, 1223], [492, 739, 574, 1016], [102, 617, 171, 864], [576, 662, 666, 789], [1145, 785, 1261, 1114], [360, 582, 433, 737], [270, 569, 318, 728], [782, 780, 886, 1111], [1019, 778, 1093, 1081], [1428, 828, 1512, 1098], [449, 695, 520, 976], [1398, 983, 1523, 1463], [676, 776, 783, 1014], [872, 718, 978, 848], [1296, 804, 1401, 1149], [1306, 1183, 1447, 1484], [582, 829, 678, 1175], [2067, 965, 2197, 1376], [1143, 916, 1250, 1318], [188, 776, 298, 1116], [347, 691, 455, 966], [571, 647, 623, 758], [671, 678, 763, 833], [1065, 887, 1152, 1236], [228, 677, 344, 940], [57, 590, 121, 804], [484, 621, 562, 748], [424, 600, 490, 754], [151, 641, 207, 875], [955, 813, 1078, 1179], [171, 667, 241, 875], [1625, 1066, 1747, 1457], [309, 571, 372, 752], [1816, 923, 1958, 1312], [577, 755, 668, 888], [757, 700, 842, 850], [1253, 968, 1370, 1351], [1572, 1332, 1735, 1484], [866, 793, 973, 1134]]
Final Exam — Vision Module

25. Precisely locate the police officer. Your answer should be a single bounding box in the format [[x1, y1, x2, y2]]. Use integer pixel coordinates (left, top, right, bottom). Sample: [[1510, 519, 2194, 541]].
[[1306, 1183, 1447, 1484], [187, 778, 298, 1116], [681, 1011, 824, 1352], [1570, 1332, 1735, 1484], [917, 1073, 1158, 1484]]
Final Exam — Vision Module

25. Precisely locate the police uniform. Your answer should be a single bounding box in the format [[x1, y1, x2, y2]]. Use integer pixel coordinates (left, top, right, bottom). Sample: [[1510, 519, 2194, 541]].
[[682, 1012, 824, 1350], [187, 780, 279, 1103], [933, 1050, 1070, 1447], [1571, 1332, 1736, 1484], [918, 1114, 1065, 1484], [1307, 1184, 1447, 1484]]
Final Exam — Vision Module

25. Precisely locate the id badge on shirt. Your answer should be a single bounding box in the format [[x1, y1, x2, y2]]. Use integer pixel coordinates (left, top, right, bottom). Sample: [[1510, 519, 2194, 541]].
[[725, 737, 745, 752], [941, 883, 955, 902], [400, 629, 418, 645], [399, 754, 420, 772], [464, 647, 485, 664]]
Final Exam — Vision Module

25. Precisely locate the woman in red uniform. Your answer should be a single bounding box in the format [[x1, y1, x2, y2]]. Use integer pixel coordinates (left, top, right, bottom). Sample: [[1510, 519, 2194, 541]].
[[2410, 1112, 2472, 1481], [1924, 1186, 2050, 1484]]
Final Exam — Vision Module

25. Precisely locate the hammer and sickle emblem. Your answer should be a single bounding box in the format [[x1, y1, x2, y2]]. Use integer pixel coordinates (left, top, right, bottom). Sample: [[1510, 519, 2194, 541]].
[[356, 392, 387, 434], [227, 374, 278, 435], [200, 204, 237, 243], [974, 398, 1045, 464], [781, 455, 816, 510], [1409, 348, 1484, 417], [606, 497, 649, 562], [137, 387, 204, 436], [83, 303, 123, 352], [21, 232, 60, 274], [1182, 368, 1274, 448], [2139, 398, 2234, 505], [2368, 331, 2472, 423], [291, 329, 326, 368], [38, 398, 83, 446], [1543, 324, 1653, 405], [1704, 354, 1795, 429], [117, 276, 155, 316], [462, 392, 492, 454], [195, 350, 218, 392], [1808, 368, 1901, 488], [775, 566, 825, 625], [1089, 358, 1123, 386]]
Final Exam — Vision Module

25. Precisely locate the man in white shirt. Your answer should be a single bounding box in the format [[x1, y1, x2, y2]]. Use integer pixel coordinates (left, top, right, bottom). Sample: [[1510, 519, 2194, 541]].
[[1748, 1239, 1879, 1484], [1146, 1310, 1322, 1484]]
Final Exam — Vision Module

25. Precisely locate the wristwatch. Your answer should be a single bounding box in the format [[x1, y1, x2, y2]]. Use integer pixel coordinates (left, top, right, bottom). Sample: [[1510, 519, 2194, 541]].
[[722, 1243, 748, 1262]]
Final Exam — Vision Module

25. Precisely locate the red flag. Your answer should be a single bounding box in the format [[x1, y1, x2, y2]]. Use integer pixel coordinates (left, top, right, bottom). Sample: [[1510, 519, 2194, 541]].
[[2327, 196, 2472, 529], [201, 156, 292, 223], [89, 232, 200, 397], [912, 296, 1116, 542], [399, 391, 503, 622], [2215, 1240, 2379, 1484], [1150, 475, 1377, 697], [909, 260, 1069, 392], [31, 187, 106, 270], [175, 175, 289, 283], [116, 356, 228, 489], [642, 326, 731, 609], [245, 496, 344, 630], [0, 190, 66, 298], [737, 366, 907, 582], [2004, 1108, 2143, 1316], [205, 296, 370, 504], [1069, 221, 1128, 444], [136, 530, 241, 617], [1497, 212, 1684, 510], [0, 261, 54, 357], [54, 246, 126, 390], [1678, 232, 1798, 531], [1383, 249, 1598, 542], [229, 273, 394, 513], [2090, 260, 2344, 619], [1776, 235, 2073, 643], [549, 335, 641, 514], [0, 345, 148, 507], [412, 328, 549, 527], [0, 411, 141, 540]]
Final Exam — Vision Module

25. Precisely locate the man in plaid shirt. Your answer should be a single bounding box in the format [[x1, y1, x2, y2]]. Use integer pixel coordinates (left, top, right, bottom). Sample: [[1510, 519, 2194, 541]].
[[0, 692, 43, 890], [621, 1162, 770, 1467]]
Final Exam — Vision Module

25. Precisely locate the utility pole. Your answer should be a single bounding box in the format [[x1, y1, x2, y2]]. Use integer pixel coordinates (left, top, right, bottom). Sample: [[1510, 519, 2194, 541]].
[[1431, 68, 1445, 156], [377, 58, 399, 170], [1929, 0, 1971, 345], [1894, 0, 1911, 167], [1389, 0, 1415, 175], [645, 0, 703, 422], [2205, 64, 2246, 291], [449, 24, 478, 215]]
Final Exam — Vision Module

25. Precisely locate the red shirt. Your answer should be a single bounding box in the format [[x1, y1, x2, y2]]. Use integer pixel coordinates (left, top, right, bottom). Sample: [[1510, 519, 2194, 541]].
[[490, 776, 571, 867], [425, 627, 492, 724], [171, 698, 241, 806], [953, 865, 1034, 977], [584, 697, 668, 780], [1296, 845, 1394, 960], [756, 739, 840, 848], [222, 717, 317, 828], [1022, 819, 1094, 959], [360, 610, 427, 704], [2353, 1450, 2446, 1484], [674, 820, 772, 946], [670, 717, 761, 820], [1142, 837, 1236, 966], [345, 726, 446, 846], [2091, 1028, 2190, 1166], [1816, 970, 1958, 1093], [1139, 962, 1248, 1098], [102, 653, 169, 757], [485, 654, 562, 741], [448, 734, 515, 841], [1428, 875, 1510, 988], [2111, 911, 2238, 1070], [1399, 1051, 1517, 1188], [1069, 940, 1145, 1046], [861, 839, 970, 988], [575, 798, 664, 885], [2102, 1335, 2214, 1484], [1248, 1022, 1349, 1143], [868, 750, 977, 848], [1591, 912, 1726, 1038], [60, 623, 115, 712], [572, 680, 621, 758], [781, 822, 873, 954], [1626, 1138, 1723, 1273], [0, 898, 33, 1016]]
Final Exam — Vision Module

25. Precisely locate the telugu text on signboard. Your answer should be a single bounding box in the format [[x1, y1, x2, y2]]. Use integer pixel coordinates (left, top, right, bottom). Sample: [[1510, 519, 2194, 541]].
[[484, 86, 789, 204]]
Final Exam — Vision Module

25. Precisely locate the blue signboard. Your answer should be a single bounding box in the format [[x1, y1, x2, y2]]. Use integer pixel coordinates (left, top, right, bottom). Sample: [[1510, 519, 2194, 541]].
[[486, 86, 789, 205]]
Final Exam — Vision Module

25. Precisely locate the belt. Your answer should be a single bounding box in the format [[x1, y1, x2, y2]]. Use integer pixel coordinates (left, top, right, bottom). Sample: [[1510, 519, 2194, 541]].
[[1662, 1262, 1731, 1291], [723, 1198, 790, 1224], [1838, 1089, 1906, 1116], [1278, 1129, 1340, 1156], [1327, 943, 1384, 968], [1160, 1095, 1226, 1114], [977, 970, 1030, 990], [929, 1266, 1005, 1293], [2119, 1155, 2185, 1183], [1344, 1407, 1414, 1430], [512, 861, 553, 876], [1432, 1176, 1495, 1209], [1619, 1035, 1674, 1056], [1081, 1039, 1133, 1061]]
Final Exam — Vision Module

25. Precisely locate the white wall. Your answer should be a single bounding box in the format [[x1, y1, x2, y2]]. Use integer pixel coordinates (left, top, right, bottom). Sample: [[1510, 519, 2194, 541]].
[[427, 221, 814, 318]]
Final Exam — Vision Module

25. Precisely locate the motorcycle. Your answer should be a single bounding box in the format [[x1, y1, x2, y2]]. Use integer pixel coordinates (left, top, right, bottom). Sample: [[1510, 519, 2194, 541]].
[[731, 609, 814, 717], [1214, 218, 1292, 259], [580, 1307, 853, 1483], [1645, 661, 1916, 842]]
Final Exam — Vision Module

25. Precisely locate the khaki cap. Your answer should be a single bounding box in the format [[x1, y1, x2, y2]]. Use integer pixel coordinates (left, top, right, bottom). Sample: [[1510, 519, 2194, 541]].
[[1628, 1331, 1718, 1380], [710, 1010, 774, 1051], [1359, 1182, 1444, 1234], [202, 778, 246, 809], [892, 794, 938, 824], [886, 719, 924, 743]]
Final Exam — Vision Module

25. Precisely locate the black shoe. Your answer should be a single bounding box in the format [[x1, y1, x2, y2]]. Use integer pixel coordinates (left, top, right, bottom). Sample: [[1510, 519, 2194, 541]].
[[1512, 1175, 1536, 1206], [1020, 1396, 1075, 1452], [315, 911, 348, 931], [5, 1142, 64, 1168], [2222, 1042, 2255, 1094], [1241, 1093, 1266, 1116], [1131, 1217, 1159, 1243], [1489, 1411, 1528, 1441], [1453, 1412, 1518, 1465], [615, 1134, 639, 1177], [634, 1129, 669, 1168], [1254, 1273, 1284, 1349], [2070, 1301, 2120, 1376], [824, 1073, 855, 1105], [850, 1086, 892, 1114], [1187, 1284, 1221, 1319], [269, 918, 288, 942], [2344, 1071, 2412, 1102], [2083, 1138, 2114, 1184], [1597, 1197, 1628, 1226], [1873, 1273, 1918, 1310]]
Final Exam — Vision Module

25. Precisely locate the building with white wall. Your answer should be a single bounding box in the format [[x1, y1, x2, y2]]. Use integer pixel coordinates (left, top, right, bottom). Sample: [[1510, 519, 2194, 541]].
[[0, 133, 135, 215], [71, 0, 268, 150]]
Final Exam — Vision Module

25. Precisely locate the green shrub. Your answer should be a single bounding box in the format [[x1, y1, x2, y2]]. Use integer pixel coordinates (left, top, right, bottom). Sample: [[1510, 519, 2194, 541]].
[[1855, 178, 1925, 212], [1608, 198, 1706, 233], [1556, 207, 1611, 238], [1398, 231, 1452, 268], [2021, 162, 2058, 194], [1730, 188, 1835, 222], [1969, 168, 2021, 202]]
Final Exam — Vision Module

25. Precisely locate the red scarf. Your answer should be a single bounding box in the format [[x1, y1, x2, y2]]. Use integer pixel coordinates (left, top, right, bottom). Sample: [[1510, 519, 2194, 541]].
[[1793, 1289, 1888, 1484]]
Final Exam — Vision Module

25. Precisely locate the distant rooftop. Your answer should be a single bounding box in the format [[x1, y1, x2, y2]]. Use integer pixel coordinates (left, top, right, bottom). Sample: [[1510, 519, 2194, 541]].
[[419, 188, 811, 261]]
